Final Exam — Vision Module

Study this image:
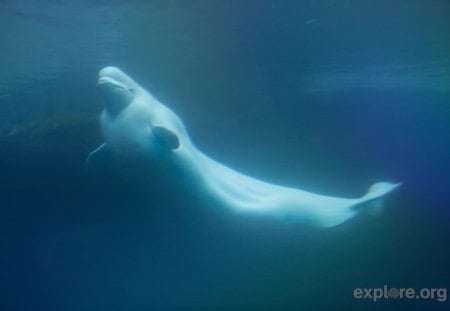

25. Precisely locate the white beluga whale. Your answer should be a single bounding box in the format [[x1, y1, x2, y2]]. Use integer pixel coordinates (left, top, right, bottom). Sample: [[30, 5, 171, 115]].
[[86, 66, 401, 227]]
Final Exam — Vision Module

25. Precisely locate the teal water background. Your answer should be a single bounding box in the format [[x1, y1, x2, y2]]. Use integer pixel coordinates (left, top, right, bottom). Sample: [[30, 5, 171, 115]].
[[0, 1, 449, 310]]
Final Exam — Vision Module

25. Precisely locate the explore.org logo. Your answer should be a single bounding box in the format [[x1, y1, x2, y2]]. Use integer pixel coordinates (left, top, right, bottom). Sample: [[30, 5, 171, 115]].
[[353, 285, 447, 302]]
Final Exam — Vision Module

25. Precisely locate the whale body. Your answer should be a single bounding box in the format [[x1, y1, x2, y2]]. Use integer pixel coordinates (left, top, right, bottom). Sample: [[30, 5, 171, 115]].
[[86, 66, 401, 227]]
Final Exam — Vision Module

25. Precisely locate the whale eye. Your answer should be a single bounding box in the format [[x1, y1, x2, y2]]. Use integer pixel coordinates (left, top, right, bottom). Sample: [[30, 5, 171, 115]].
[[128, 87, 134, 92]]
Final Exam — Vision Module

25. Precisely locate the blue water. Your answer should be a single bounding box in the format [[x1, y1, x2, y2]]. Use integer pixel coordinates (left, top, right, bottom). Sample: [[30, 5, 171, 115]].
[[0, 0, 449, 310]]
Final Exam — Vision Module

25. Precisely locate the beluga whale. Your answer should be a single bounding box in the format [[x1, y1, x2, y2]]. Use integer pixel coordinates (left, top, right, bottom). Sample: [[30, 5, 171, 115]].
[[86, 66, 401, 227]]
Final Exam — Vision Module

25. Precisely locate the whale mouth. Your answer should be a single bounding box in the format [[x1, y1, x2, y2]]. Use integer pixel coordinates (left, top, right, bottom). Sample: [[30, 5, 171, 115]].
[[98, 76, 134, 114], [97, 67, 138, 115], [98, 77, 128, 90]]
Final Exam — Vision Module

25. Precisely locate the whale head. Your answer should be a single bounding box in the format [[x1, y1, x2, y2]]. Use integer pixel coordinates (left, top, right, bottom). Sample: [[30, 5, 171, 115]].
[[98, 66, 138, 115], [96, 66, 182, 158]]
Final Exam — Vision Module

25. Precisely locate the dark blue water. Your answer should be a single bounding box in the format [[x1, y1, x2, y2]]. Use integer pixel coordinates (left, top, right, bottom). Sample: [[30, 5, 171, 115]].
[[0, 1, 449, 310]]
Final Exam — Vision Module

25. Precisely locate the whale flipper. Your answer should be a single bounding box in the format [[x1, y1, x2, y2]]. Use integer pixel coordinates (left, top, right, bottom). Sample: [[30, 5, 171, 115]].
[[152, 126, 180, 150], [85, 143, 112, 170]]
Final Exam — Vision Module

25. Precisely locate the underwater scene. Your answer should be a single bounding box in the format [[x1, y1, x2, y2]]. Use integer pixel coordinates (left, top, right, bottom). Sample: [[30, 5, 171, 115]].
[[0, 0, 449, 310]]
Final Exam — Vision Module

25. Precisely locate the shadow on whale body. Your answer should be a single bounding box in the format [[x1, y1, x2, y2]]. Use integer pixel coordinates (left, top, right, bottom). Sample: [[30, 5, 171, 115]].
[[86, 66, 401, 228]]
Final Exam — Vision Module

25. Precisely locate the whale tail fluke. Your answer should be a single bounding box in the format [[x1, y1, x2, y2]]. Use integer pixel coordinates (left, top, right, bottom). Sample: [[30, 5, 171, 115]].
[[352, 182, 402, 215], [364, 182, 402, 201]]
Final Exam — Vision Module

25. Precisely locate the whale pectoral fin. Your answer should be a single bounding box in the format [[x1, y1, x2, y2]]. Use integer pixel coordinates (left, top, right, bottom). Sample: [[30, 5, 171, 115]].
[[85, 143, 112, 170], [152, 126, 180, 150]]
